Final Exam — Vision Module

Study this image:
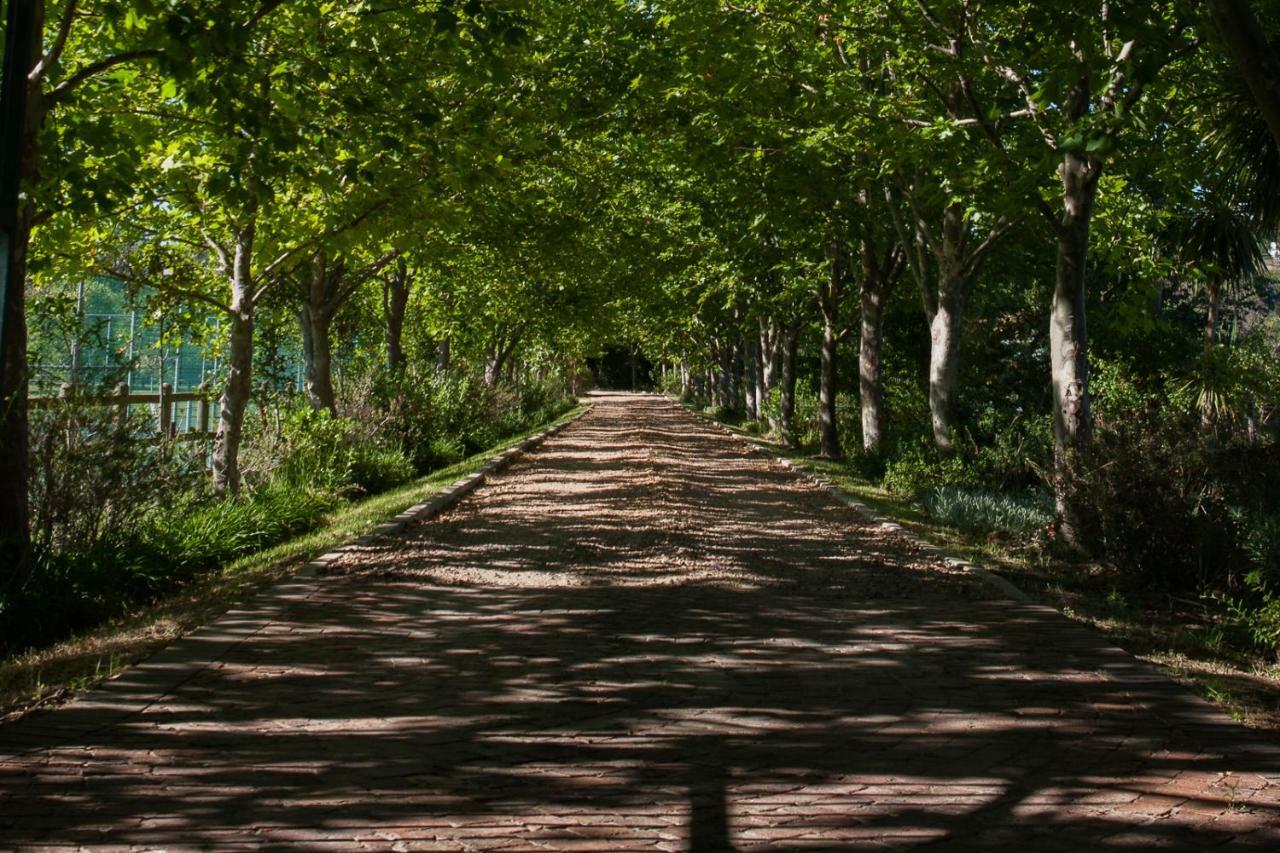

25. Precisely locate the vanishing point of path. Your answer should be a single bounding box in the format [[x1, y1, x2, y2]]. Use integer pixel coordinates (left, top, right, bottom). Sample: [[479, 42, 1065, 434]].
[[2, 393, 1279, 850]]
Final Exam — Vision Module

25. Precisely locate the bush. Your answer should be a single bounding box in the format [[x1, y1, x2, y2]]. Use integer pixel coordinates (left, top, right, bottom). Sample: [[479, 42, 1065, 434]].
[[791, 383, 820, 447], [275, 406, 415, 496], [27, 393, 201, 559], [1082, 356, 1280, 591], [882, 444, 981, 496], [4, 366, 574, 658], [378, 370, 572, 472], [348, 447, 417, 494], [1236, 505, 1280, 584], [1, 484, 335, 656]]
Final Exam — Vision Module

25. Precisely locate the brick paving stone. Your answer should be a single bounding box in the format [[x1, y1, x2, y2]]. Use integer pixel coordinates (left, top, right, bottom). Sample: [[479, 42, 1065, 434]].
[[1, 392, 1279, 850]]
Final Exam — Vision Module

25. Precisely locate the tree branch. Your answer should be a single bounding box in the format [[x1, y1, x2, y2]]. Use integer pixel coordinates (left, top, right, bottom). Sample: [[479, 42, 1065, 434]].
[[106, 266, 234, 317], [46, 48, 164, 105], [29, 0, 77, 84]]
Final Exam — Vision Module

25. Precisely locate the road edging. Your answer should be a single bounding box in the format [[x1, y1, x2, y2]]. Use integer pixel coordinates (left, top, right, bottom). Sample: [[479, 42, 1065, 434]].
[[676, 399, 1030, 603]]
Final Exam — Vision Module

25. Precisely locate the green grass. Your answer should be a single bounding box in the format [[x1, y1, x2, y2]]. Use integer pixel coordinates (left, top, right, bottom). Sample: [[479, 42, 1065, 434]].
[[0, 403, 586, 721]]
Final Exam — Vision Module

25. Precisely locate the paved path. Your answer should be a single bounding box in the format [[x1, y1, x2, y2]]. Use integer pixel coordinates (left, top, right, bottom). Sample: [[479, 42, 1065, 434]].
[[2, 392, 1279, 850]]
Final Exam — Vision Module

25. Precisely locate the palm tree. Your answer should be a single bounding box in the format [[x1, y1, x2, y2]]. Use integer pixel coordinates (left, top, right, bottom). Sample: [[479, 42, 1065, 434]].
[[1180, 195, 1266, 351]]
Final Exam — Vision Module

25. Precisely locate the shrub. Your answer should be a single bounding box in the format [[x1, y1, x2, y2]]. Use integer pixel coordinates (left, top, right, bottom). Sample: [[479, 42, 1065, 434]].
[[275, 406, 414, 496], [347, 447, 416, 495], [1236, 505, 1280, 584], [881, 444, 981, 496], [27, 393, 201, 559], [1, 484, 335, 656], [791, 383, 820, 447], [424, 435, 466, 469], [4, 366, 573, 658], [1082, 356, 1280, 591]]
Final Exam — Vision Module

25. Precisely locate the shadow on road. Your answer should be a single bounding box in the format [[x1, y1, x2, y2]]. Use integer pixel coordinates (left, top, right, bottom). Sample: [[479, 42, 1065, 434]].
[[1, 393, 1277, 850]]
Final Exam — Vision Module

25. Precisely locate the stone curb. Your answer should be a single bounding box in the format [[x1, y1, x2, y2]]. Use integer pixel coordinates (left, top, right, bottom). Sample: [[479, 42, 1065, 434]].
[[677, 400, 1031, 603], [0, 403, 594, 760]]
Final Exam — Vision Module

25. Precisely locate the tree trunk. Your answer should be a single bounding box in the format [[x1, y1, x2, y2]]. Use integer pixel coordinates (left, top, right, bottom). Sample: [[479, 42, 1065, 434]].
[[1203, 282, 1223, 430], [383, 257, 409, 374], [435, 339, 450, 373], [818, 249, 845, 459], [212, 221, 257, 497], [0, 209, 32, 588], [742, 333, 758, 420], [1051, 147, 1100, 552], [819, 313, 840, 459], [298, 254, 339, 414], [730, 340, 743, 414], [214, 308, 254, 497], [718, 344, 733, 410], [299, 303, 336, 414], [0, 2, 42, 590], [760, 317, 781, 429], [1205, 281, 1221, 350], [779, 320, 800, 446], [928, 288, 965, 452], [747, 327, 757, 417], [1210, 0, 1280, 150], [860, 281, 887, 455]]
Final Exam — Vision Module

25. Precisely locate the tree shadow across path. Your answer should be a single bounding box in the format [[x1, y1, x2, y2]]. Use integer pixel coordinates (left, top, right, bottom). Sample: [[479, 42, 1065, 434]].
[[1, 392, 1278, 850]]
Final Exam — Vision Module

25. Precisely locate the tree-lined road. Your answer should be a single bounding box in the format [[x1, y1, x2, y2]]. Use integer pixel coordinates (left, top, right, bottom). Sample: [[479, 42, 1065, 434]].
[[1, 393, 1277, 850]]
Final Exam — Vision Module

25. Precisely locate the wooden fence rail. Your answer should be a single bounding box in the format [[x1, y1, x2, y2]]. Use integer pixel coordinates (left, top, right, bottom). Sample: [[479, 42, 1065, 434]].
[[29, 383, 216, 441]]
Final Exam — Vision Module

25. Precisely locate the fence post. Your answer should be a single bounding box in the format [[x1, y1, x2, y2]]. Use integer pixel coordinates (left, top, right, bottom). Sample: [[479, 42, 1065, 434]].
[[116, 381, 129, 429], [197, 382, 210, 435], [159, 382, 172, 437]]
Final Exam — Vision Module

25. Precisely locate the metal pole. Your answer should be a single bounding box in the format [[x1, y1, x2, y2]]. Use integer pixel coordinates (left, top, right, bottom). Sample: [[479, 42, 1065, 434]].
[[126, 308, 136, 389], [69, 278, 85, 386]]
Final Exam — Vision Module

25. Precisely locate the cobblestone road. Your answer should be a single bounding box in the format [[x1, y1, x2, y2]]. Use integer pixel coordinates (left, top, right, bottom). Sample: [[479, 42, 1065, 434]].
[[2, 393, 1278, 850]]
